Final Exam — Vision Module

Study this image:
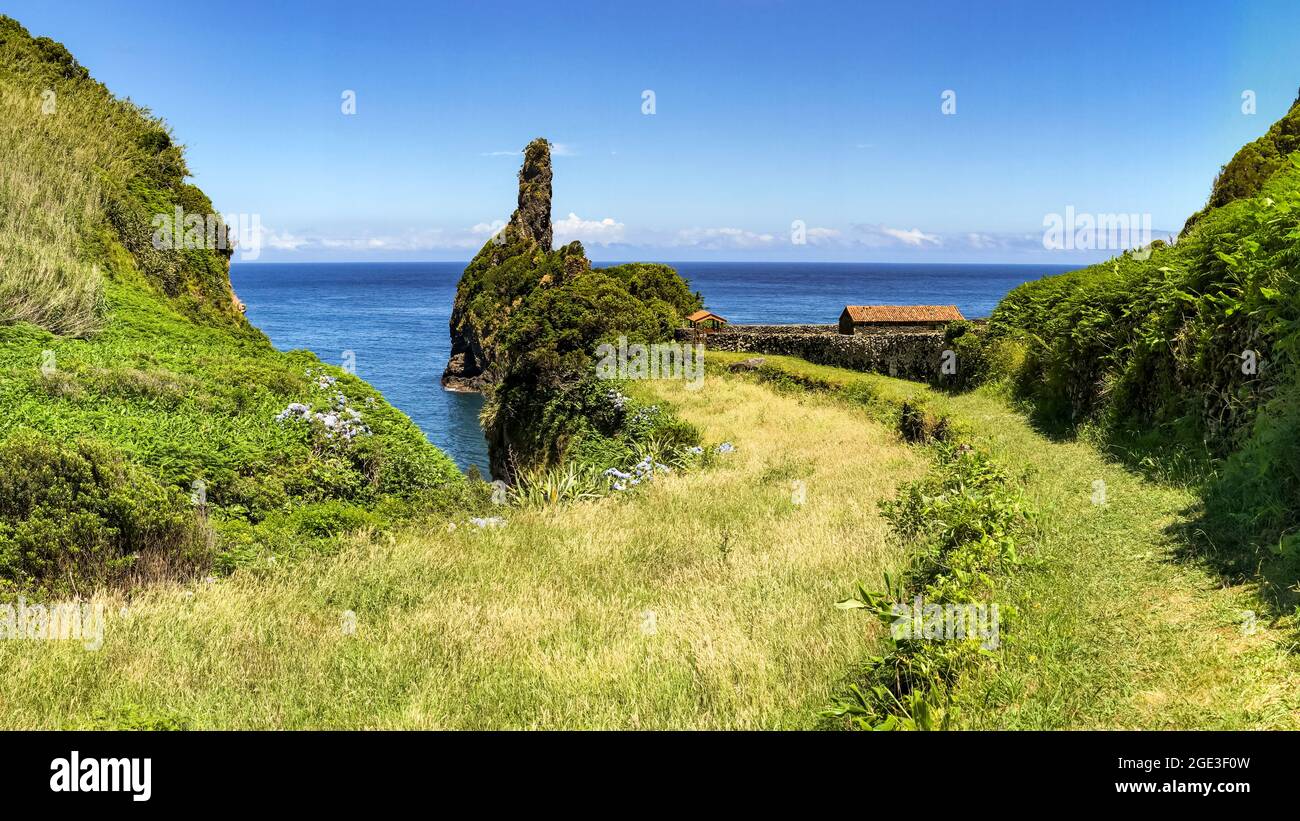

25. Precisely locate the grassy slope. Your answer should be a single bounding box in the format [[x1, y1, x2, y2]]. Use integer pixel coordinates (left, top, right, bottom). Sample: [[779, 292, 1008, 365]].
[[1, 278, 468, 576], [0, 374, 922, 729], [0, 17, 470, 592], [9, 349, 1293, 729], [707, 351, 1300, 729], [987, 134, 1300, 570]]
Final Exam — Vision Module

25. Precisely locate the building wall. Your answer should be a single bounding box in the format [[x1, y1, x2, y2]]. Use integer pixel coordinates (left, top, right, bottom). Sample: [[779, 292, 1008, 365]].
[[846, 322, 946, 335], [675, 326, 950, 382]]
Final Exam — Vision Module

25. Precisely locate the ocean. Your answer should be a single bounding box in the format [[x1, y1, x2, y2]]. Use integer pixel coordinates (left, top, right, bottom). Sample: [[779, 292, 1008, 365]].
[[231, 261, 1076, 474]]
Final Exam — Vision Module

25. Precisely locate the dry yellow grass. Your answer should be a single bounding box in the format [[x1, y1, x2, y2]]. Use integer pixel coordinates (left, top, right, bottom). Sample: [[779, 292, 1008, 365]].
[[0, 374, 922, 729]]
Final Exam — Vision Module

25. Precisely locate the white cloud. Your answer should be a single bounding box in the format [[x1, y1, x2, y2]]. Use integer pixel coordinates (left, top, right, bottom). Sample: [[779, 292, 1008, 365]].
[[249, 217, 1148, 261], [260, 228, 311, 251], [805, 226, 841, 244], [480, 141, 577, 158], [553, 212, 624, 245], [251, 224, 492, 254], [672, 226, 777, 250], [880, 226, 941, 246], [848, 223, 943, 248]]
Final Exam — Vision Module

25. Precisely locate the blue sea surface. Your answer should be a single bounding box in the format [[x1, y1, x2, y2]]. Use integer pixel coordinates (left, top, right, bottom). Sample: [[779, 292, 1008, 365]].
[[231, 262, 492, 476], [659, 261, 1077, 324], [231, 260, 1076, 474]]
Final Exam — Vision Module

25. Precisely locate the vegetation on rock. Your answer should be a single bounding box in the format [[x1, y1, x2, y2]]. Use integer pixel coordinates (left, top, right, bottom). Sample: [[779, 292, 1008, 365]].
[[443, 139, 703, 478]]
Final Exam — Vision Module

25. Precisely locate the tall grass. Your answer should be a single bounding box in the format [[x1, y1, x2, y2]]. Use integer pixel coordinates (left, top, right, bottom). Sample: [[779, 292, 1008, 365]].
[[710, 350, 1300, 728], [0, 83, 119, 336], [0, 374, 924, 729], [0, 14, 232, 336]]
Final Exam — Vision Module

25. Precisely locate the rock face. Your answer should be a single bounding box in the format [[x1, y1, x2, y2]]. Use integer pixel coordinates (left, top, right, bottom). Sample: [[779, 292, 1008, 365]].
[[512, 139, 552, 253], [727, 357, 767, 372], [441, 138, 554, 392]]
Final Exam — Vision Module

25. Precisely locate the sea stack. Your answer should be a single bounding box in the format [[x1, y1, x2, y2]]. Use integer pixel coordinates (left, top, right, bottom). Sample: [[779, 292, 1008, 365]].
[[441, 138, 553, 392]]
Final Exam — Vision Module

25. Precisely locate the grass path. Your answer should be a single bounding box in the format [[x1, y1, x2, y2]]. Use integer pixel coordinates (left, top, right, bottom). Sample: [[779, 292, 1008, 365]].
[[6, 352, 1296, 729], [708, 351, 1300, 729], [0, 373, 922, 729]]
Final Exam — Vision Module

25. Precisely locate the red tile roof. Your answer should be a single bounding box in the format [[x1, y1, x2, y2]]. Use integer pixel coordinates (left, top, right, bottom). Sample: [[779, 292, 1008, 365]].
[[842, 305, 964, 324]]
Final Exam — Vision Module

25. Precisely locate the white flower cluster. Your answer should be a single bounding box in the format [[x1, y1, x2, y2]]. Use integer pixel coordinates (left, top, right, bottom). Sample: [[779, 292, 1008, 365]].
[[469, 516, 505, 529], [607, 389, 630, 411], [318, 407, 370, 441], [604, 457, 671, 492], [275, 370, 372, 441], [629, 405, 660, 426]]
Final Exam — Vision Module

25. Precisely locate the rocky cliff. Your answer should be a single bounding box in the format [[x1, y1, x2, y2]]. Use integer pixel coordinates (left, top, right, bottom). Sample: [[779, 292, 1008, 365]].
[[442, 138, 554, 391], [442, 139, 702, 477]]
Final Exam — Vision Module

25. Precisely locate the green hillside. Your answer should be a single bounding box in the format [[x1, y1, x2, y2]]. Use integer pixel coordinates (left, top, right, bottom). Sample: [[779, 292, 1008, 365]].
[[0, 17, 474, 595], [982, 94, 1300, 594]]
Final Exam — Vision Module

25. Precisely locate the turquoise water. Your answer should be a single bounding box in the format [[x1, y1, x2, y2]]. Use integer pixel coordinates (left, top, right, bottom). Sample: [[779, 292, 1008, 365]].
[[231, 260, 1075, 473]]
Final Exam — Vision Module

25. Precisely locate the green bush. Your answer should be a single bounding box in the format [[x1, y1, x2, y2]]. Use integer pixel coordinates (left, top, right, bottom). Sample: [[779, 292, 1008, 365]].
[[827, 442, 1032, 730], [485, 271, 702, 476], [0, 16, 482, 594], [0, 430, 206, 594]]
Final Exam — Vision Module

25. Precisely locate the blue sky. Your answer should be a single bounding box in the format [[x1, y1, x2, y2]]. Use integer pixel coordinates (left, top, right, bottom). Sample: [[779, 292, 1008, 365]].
[[9, 0, 1300, 262]]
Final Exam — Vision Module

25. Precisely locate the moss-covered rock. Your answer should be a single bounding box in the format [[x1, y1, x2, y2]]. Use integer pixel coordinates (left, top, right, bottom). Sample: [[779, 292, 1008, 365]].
[[441, 139, 702, 477]]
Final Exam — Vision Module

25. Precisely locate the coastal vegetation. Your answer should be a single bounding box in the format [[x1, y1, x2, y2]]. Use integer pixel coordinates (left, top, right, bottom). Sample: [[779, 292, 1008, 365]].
[[709, 350, 1300, 728], [0, 17, 475, 596], [0, 374, 926, 729], [2, 12, 1298, 732], [957, 94, 1300, 604], [444, 139, 703, 479]]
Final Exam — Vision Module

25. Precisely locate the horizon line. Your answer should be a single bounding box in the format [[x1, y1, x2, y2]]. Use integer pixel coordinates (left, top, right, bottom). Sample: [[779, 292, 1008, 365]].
[[230, 259, 1087, 267]]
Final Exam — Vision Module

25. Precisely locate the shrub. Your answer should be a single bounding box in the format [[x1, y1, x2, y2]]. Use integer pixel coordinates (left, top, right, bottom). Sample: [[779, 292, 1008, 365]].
[[981, 102, 1300, 560], [898, 401, 951, 444], [294, 501, 379, 538], [0, 430, 206, 593], [827, 443, 1032, 730]]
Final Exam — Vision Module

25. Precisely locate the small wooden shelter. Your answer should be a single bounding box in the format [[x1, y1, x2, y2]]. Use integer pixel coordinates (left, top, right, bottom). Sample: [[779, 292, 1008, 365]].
[[686, 309, 728, 332]]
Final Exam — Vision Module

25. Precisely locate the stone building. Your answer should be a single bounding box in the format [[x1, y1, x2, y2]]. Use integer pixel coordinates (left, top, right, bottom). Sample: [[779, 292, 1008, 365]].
[[838, 305, 963, 334]]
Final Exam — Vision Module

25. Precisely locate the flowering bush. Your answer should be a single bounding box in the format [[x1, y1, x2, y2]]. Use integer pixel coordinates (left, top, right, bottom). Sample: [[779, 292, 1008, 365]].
[[603, 456, 672, 491], [275, 370, 372, 445]]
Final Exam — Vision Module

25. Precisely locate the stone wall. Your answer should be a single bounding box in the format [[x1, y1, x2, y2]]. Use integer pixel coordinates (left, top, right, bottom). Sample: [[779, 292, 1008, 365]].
[[719, 323, 840, 335], [676, 326, 949, 382]]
